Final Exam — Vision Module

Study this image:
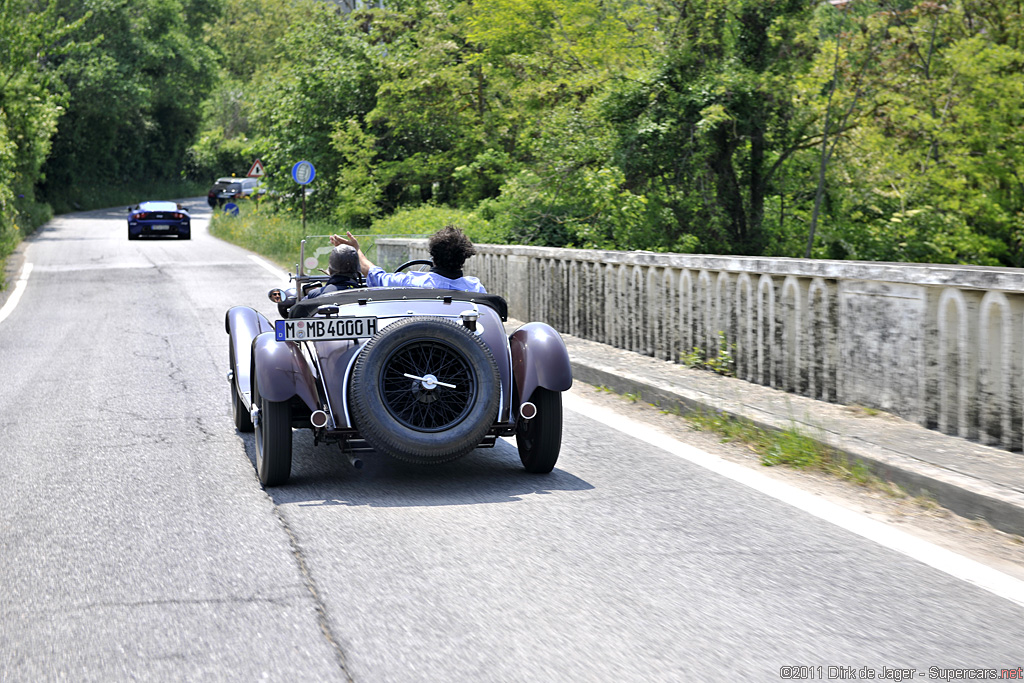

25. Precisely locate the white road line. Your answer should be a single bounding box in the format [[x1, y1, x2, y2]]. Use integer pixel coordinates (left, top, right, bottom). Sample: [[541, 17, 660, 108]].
[[0, 262, 32, 325], [563, 391, 1024, 609], [249, 254, 286, 279]]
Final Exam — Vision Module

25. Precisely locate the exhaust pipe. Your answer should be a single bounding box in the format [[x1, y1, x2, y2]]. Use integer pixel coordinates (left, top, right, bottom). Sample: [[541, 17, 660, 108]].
[[310, 410, 329, 428], [519, 401, 537, 420], [348, 453, 364, 470]]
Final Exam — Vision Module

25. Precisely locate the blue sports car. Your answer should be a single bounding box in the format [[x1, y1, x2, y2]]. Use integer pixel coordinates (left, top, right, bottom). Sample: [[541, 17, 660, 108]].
[[127, 201, 191, 240]]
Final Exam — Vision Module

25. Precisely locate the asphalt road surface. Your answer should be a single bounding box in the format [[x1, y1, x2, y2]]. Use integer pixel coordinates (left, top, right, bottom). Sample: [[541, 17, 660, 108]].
[[2, 203, 1023, 682]]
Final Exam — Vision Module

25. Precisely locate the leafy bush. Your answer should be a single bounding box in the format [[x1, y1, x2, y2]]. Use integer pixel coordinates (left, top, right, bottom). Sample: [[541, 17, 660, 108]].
[[209, 201, 316, 270], [369, 205, 504, 246], [477, 166, 655, 249], [186, 129, 257, 183]]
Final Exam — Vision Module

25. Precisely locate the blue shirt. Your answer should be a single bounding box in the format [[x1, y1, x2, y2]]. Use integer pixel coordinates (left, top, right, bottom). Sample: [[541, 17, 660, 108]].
[[366, 266, 487, 293]]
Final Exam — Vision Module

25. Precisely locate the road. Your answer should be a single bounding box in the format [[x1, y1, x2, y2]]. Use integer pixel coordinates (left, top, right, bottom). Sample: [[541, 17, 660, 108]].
[[1, 202, 1023, 682]]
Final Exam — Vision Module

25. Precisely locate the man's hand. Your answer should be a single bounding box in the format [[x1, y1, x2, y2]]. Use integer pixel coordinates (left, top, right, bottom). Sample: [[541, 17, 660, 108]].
[[330, 232, 375, 276], [330, 232, 360, 250]]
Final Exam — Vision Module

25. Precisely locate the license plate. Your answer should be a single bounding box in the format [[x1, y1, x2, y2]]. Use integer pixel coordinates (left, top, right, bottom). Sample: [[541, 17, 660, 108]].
[[152, 225, 169, 230], [275, 317, 378, 342]]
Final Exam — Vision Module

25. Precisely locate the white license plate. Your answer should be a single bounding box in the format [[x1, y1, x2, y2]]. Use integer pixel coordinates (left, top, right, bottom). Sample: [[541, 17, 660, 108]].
[[275, 317, 378, 342], [151, 225, 169, 230]]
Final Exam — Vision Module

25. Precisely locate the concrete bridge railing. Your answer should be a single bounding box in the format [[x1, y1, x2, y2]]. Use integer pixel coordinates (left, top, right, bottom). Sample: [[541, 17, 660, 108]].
[[378, 239, 1024, 451]]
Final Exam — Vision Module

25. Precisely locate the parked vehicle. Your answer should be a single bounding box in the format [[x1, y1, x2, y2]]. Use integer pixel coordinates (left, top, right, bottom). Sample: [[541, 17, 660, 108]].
[[207, 177, 263, 207], [225, 235, 573, 486], [127, 201, 190, 240]]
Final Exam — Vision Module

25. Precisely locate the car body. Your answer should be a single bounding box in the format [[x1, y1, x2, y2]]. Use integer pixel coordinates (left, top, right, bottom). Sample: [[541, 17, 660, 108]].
[[127, 201, 191, 240], [225, 236, 573, 486], [208, 177, 262, 207]]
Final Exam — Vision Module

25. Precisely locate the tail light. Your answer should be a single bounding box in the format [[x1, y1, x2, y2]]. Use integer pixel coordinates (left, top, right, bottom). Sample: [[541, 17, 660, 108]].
[[136, 212, 150, 220], [172, 212, 184, 219]]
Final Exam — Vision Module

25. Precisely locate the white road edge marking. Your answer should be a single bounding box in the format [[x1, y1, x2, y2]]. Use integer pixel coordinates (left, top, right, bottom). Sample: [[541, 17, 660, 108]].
[[249, 254, 286, 279], [0, 262, 32, 325], [563, 391, 1024, 609]]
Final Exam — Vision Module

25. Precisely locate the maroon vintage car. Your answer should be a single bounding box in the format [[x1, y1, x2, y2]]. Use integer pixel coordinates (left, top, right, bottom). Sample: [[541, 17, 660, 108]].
[[225, 237, 572, 486]]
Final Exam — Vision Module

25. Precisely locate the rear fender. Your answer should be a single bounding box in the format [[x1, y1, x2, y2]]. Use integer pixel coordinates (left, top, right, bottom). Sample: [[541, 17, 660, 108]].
[[225, 306, 274, 398], [509, 322, 572, 407], [251, 332, 319, 412]]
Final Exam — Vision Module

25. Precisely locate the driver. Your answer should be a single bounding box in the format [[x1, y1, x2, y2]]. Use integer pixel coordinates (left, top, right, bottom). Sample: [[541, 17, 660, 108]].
[[331, 226, 486, 293], [304, 244, 363, 298]]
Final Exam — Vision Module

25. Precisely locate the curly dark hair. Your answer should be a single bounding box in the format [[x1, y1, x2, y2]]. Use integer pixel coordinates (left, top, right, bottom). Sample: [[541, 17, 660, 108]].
[[428, 225, 477, 272]]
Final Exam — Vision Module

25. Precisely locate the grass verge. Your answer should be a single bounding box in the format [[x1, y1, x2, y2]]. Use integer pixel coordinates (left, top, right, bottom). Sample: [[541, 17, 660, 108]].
[[685, 407, 895, 491], [628, 392, 905, 496], [209, 198, 328, 270], [209, 199, 438, 271], [208, 200, 505, 272]]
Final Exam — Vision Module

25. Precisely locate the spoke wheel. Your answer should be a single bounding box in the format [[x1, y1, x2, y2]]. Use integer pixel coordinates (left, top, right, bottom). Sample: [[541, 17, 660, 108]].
[[351, 317, 500, 464], [380, 340, 476, 432]]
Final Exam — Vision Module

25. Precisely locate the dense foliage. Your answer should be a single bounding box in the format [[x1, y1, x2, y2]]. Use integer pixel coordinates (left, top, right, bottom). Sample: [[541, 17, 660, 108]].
[[4, 0, 1023, 267]]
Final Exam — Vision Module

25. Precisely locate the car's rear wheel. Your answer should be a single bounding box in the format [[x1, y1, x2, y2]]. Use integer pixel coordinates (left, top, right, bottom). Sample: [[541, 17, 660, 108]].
[[516, 388, 562, 473], [350, 317, 500, 464], [229, 344, 253, 432], [180, 231, 191, 240], [254, 378, 292, 486], [128, 229, 138, 241]]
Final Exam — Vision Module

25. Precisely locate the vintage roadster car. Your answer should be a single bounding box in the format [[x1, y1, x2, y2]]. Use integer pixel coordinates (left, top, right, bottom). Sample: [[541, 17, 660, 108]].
[[225, 236, 572, 486]]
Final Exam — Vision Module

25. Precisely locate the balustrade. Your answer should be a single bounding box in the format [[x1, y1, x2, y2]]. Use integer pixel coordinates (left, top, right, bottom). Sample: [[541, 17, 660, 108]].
[[378, 239, 1024, 451]]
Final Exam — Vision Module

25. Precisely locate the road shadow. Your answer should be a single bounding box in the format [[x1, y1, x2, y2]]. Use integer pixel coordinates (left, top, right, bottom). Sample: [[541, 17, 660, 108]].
[[236, 429, 593, 508]]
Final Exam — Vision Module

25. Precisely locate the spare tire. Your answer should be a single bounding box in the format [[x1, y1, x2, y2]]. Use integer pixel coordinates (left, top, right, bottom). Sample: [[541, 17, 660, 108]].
[[350, 316, 500, 464]]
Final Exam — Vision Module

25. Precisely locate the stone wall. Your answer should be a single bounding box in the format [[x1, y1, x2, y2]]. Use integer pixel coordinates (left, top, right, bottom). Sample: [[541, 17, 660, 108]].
[[378, 239, 1024, 450]]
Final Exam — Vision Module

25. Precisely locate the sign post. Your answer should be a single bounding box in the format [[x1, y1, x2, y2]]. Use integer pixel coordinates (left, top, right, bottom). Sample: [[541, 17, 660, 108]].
[[291, 161, 316, 233], [247, 159, 265, 178]]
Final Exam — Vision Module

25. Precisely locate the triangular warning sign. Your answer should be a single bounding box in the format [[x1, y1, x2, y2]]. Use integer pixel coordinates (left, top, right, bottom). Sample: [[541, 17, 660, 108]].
[[247, 159, 266, 178]]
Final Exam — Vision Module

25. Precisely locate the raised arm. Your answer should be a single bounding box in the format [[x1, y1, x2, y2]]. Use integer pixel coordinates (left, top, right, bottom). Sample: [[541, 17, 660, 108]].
[[330, 232, 376, 276]]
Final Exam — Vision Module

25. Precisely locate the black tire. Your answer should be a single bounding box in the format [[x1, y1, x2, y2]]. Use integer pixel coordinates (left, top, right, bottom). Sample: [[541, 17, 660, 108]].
[[128, 230, 138, 241], [516, 388, 562, 473], [229, 343, 254, 432], [350, 316, 500, 464], [254, 378, 292, 486], [180, 231, 191, 240]]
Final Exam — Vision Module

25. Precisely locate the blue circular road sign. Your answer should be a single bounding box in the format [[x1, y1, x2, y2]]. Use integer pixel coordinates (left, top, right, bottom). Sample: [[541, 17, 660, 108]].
[[292, 161, 316, 185], [223, 202, 240, 216]]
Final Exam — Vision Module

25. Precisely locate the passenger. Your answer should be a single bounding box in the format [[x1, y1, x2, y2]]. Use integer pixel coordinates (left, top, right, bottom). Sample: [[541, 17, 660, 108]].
[[331, 226, 486, 293], [304, 244, 363, 298]]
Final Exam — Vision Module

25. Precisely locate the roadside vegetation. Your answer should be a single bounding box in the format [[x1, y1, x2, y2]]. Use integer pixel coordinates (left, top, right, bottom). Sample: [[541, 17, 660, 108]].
[[594, 382, 897, 490], [208, 200, 503, 270], [3, 0, 1023, 283], [640, 389, 908, 495]]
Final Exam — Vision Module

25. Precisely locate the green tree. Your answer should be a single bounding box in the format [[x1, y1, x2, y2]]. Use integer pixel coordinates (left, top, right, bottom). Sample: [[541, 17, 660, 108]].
[[601, 0, 818, 255], [189, 0, 313, 181], [462, 0, 657, 246], [821, 0, 1024, 265], [246, 3, 380, 220], [39, 0, 219, 207], [0, 0, 90, 243], [354, 0, 508, 212]]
